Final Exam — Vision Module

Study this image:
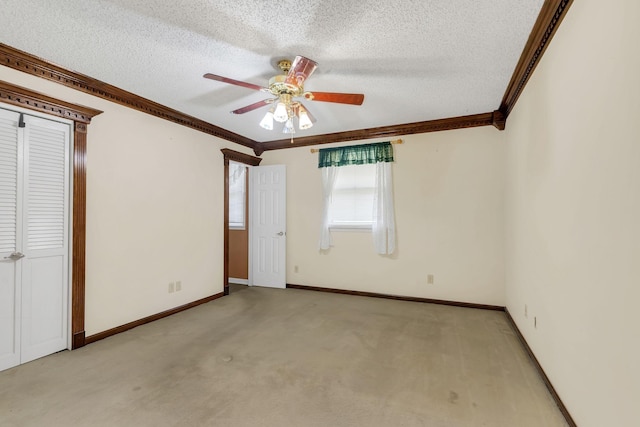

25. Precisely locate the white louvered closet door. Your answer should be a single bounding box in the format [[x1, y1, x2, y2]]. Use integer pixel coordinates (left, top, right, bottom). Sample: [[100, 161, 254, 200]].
[[0, 109, 22, 371], [0, 108, 70, 372], [20, 114, 70, 364]]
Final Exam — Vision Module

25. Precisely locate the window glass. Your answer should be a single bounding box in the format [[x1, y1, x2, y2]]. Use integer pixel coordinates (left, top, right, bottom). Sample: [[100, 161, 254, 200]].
[[329, 163, 375, 228], [229, 161, 246, 229]]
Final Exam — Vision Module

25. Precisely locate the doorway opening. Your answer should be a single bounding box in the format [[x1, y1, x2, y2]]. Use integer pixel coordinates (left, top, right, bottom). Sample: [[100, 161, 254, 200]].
[[228, 160, 249, 285], [221, 149, 261, 295]]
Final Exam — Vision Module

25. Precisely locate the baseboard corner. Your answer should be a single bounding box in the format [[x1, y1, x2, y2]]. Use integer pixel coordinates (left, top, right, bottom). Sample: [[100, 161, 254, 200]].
[[504, 308, 577, 427], [72, 331, 86, 349], [85, 292, 224, 345]]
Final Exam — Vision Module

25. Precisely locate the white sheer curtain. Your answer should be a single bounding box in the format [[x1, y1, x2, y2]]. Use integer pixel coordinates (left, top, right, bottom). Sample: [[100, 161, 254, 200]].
[[372, 161, 396, 255], [318, 166, 339, 250]]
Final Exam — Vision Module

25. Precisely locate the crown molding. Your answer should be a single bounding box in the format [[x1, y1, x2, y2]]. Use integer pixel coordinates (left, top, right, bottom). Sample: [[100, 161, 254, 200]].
[[0, 0, 572, 153], [0, 41, 497, 153], [0, 43, 256, 149], [254, 112, 496, 155], [500, 0, 574, 118]]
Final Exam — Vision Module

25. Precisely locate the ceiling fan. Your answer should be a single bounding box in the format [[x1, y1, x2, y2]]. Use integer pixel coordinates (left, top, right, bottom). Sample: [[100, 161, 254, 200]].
[[204, 56, 365, 134]]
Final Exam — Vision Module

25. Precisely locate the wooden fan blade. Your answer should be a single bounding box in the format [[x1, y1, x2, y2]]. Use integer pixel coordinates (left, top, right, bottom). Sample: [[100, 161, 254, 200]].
[[231, 98, 274, 114], [285, 56, 318, 87], [304, 91, 365, 105], [203, 73, 268, 92]]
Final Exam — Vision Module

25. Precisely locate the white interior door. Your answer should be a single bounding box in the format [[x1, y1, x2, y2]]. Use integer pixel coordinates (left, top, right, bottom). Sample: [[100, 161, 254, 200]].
[[20, 115, 70, 364], [0, 109, 22, 371], [0, 108, 70, 372], [250, 165, 286, 288]]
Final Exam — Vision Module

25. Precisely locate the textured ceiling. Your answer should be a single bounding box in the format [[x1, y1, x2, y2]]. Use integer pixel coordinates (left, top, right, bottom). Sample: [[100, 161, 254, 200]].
[[0, 0, 544, 143]]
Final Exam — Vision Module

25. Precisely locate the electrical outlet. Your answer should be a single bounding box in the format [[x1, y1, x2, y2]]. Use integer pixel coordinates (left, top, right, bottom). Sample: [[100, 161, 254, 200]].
[[427, 274, 434, 285], [294, 265, 299, 273], [525, 304, 528, 318], [176, 281, 182, 292], [168, 282, 175, 293]]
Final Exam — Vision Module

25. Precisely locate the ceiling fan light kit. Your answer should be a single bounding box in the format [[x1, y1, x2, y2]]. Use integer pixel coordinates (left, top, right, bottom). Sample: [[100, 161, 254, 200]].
[[273, 93, 292, 123], [282, 118, 296, 134], [204, 55, 365, 137], [259, 108, 275, 130], [297, 105, 313, 130]]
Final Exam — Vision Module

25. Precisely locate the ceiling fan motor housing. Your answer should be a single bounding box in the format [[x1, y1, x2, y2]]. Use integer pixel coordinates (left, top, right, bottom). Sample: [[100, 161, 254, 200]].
[[277, 59, 292, 73], [269, 74, 303, 97]]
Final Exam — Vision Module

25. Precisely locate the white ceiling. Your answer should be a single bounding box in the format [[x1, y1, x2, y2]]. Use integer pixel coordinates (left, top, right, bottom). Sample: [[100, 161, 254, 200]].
[[0, 0, 544, 143]]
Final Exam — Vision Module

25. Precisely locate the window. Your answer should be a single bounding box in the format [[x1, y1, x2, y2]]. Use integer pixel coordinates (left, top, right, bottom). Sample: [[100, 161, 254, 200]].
[[228, 161, 246, 229], [328, 163, 376, 229], [318, 141, 396, 254]]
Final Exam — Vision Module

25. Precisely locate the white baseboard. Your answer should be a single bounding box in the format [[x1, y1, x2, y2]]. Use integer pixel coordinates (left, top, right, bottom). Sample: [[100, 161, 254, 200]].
[[229, 278, 249, 285]]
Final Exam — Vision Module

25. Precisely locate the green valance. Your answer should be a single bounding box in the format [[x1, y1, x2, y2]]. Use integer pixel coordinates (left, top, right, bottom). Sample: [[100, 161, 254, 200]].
[[318, 142, 394, 168]]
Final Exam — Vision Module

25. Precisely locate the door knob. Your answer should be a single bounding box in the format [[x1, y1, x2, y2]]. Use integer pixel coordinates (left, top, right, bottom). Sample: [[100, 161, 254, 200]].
[[276, 231, 285, 236], [4, 252, 25, 261]]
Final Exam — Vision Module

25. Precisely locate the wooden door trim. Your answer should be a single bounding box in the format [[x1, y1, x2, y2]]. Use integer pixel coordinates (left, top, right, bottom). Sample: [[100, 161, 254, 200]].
[[0, 80, 102, 349], [221, 149, 261, 295]]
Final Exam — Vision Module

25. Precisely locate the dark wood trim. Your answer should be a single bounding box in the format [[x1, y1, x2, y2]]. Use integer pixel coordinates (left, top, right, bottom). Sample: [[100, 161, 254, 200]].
[[255, 112, 495, 154], [287, 284, 505, 311], [71, 122, 88, 348], [223, 156, 230, 295], [499, 0, 574, 118], [2, 0, 574, 152], [85, 292, 224, 344], [0, 43, 256, 149], [504, 309, 577, 427], [491, 110, 506, 131], [220, 149, 262, 166], [0, 80, 102, 122], [72, 331, 85, 349], [221, 149, 262, 294], [0, 80, 102, 350]]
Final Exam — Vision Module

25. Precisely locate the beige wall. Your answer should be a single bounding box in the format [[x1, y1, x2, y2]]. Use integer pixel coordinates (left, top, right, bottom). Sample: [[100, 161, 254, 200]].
[[504, 1, 640, 426], [261, 127, 506, 305], [7, 2, 636, 420], [0, 65, 253, 336]]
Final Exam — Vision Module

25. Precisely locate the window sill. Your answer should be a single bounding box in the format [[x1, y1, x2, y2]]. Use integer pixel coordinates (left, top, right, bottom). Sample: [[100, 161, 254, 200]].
[[329, 223, 372, 232]]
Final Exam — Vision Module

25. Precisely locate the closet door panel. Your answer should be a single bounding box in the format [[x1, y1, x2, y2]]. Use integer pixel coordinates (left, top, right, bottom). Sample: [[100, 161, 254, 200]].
[[0, 108, 22, 371], [20, 115, 70, 364]]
